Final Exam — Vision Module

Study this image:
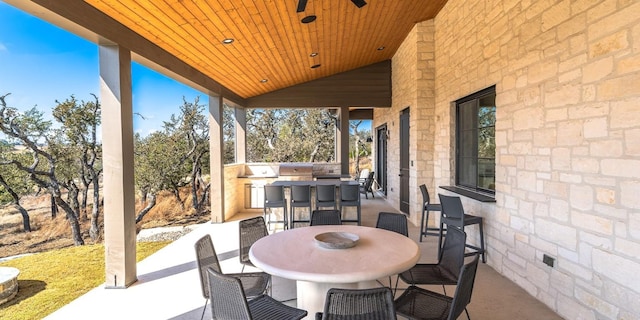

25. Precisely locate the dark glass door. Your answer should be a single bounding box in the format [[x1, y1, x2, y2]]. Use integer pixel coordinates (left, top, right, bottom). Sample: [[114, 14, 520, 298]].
[[376, 124, 388, 196], [399, 108, 410, 214]]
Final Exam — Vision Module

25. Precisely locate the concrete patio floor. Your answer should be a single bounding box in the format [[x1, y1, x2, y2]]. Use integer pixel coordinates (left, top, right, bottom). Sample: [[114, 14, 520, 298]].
[[45, 195, 563, 320]]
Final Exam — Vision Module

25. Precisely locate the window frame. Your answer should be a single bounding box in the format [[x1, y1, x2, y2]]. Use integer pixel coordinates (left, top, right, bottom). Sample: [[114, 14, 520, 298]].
[[455, 85, 496, 195]]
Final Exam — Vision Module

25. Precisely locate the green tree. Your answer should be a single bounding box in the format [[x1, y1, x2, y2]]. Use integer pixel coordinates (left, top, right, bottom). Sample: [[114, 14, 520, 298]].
[[52, 94, 102, 240], [0, 141, 33, 232], [0, 94, 84, 245], [134, 131, 172, 223], [246, 108, 336, 162], [162, 97, 210, 213], [223, 104, 235, 164]]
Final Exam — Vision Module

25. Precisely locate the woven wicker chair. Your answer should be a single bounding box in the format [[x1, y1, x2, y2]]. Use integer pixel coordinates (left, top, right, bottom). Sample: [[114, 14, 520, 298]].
[[239, 216, 269, 273], [394, 254, 480, 320], [397, 227, 466, 295], [207, 268, 308, 320], [316, 287, 397, 320], [375, 211, 408, 237], [310, 209, 342, 226], [375, 211, 408, 291], [195, 234, 270, 320]]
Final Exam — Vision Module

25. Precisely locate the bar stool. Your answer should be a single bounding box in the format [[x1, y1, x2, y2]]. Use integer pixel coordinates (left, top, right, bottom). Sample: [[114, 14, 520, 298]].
[[419, 184, 442, 242], [290, 184, 312, 228], [438, 194, 486, 263], [263, 185, 288, 231], [339, 183, 361, 225], [316, 184, 337, 210]]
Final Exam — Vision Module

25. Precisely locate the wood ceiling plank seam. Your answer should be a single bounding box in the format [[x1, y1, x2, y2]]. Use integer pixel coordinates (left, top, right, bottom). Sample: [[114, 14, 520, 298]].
[[227, 1, 288, 96], [178, 1, 260, 96], [241, 0, 290, 88], [195, 1, 259, 97], [291, 0, 316, 83], [142, 1, 244, 91], [368, 1, 397, 63], [91, 1, 232, 87], [317, 0, 331, 81], [351, 3, 370, 69], [274, 0, 316, 87], [332, 1, 349, 76], [212, 0, 276, 96], [174, 2, 255, 98], [144, 2, 242, 95], [93, 1, 207, 71], [376, 1, 407, 60], [323, 0, 336, 79], [264, 0, 309, 86]]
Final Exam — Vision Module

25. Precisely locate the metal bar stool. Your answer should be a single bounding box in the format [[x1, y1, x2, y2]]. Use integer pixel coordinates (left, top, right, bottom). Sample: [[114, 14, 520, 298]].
[[263, 185, 288, 231], [290, 184, 312, 228], [438, 194, 486, 263], [419, 184, 443, 242]]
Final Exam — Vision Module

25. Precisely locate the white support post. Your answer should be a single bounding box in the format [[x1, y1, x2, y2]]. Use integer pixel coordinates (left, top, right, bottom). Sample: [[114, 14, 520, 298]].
[[209, 95, 225, 222], [99, 43, 137, 288]]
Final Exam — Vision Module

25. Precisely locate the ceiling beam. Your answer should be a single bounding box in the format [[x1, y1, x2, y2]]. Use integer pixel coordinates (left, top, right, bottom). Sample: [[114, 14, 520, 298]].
[[246, 60, 392, 108]]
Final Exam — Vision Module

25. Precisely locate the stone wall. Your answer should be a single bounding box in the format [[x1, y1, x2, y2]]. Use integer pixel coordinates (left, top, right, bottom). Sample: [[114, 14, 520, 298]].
[[373, 20, 438, 224], [385, 0, 640, 318]]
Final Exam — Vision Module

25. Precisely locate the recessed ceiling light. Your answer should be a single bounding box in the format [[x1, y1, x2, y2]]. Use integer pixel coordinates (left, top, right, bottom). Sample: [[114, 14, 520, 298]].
[[311, 64, 321, 69], [260, 79, 268, 83], [310, 52, 318, 57], [301, 15, 316, 23], [377, 46, 385, 51], [222, 38, 234, 44]]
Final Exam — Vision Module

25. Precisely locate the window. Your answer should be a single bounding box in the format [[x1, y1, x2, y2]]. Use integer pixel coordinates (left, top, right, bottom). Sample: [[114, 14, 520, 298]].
[[456, 86, 496, 193]]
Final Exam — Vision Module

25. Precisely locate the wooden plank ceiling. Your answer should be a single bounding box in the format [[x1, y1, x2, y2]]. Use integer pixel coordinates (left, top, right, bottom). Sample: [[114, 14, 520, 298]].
[[84, 0, 447, 100]]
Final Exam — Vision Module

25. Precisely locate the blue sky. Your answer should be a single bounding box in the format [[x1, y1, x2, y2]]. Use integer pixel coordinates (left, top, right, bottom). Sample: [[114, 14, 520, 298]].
[[0, 1, 207, 137]]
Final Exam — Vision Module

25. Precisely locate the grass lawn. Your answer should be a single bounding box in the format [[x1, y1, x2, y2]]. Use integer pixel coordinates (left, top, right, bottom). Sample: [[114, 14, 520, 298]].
[[0, 241, 170, 320]]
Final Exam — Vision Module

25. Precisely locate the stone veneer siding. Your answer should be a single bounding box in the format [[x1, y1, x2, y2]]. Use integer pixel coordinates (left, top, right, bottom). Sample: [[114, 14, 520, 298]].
[[381, 0, 640, 319]]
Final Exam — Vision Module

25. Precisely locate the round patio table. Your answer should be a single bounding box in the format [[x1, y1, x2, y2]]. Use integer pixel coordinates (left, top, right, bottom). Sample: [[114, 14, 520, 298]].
[[249, 225, 420, 319]]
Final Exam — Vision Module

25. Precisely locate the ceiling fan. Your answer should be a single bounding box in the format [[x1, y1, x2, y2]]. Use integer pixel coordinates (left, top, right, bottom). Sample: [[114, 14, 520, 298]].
[[297, 0, 367, 13]]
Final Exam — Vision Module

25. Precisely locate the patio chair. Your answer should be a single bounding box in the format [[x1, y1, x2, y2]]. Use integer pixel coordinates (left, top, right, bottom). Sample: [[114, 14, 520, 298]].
[[239, 216, 269, 273], [315, 183, 338, 210], [419, 184, 443, 242], [394, 254, 480, 320], [290, 184, 312, 228], [339, 183, 361, 225], [310, 209, 342, 226], [315, 287, 397, 320], [359, 171, 375, 199], [195, 234, 270, 320], [397, 227, 466, 295], [264, 184, 288, 231], [438, 194, 486, 263], [375, 211, 408, 291], [375, 211, 408, 236], [356, 168, 370, 185], [207, 268, 308, 320]]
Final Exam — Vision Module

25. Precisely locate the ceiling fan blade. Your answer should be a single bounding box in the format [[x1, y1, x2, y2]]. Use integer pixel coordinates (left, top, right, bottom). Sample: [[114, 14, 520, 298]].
[[297, 0, 308, 12], [351, 0, 367, 8]]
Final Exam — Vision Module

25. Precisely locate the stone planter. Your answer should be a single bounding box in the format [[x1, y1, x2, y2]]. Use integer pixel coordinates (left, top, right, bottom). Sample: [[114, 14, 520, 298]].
[[0, 267, 19, 305]]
